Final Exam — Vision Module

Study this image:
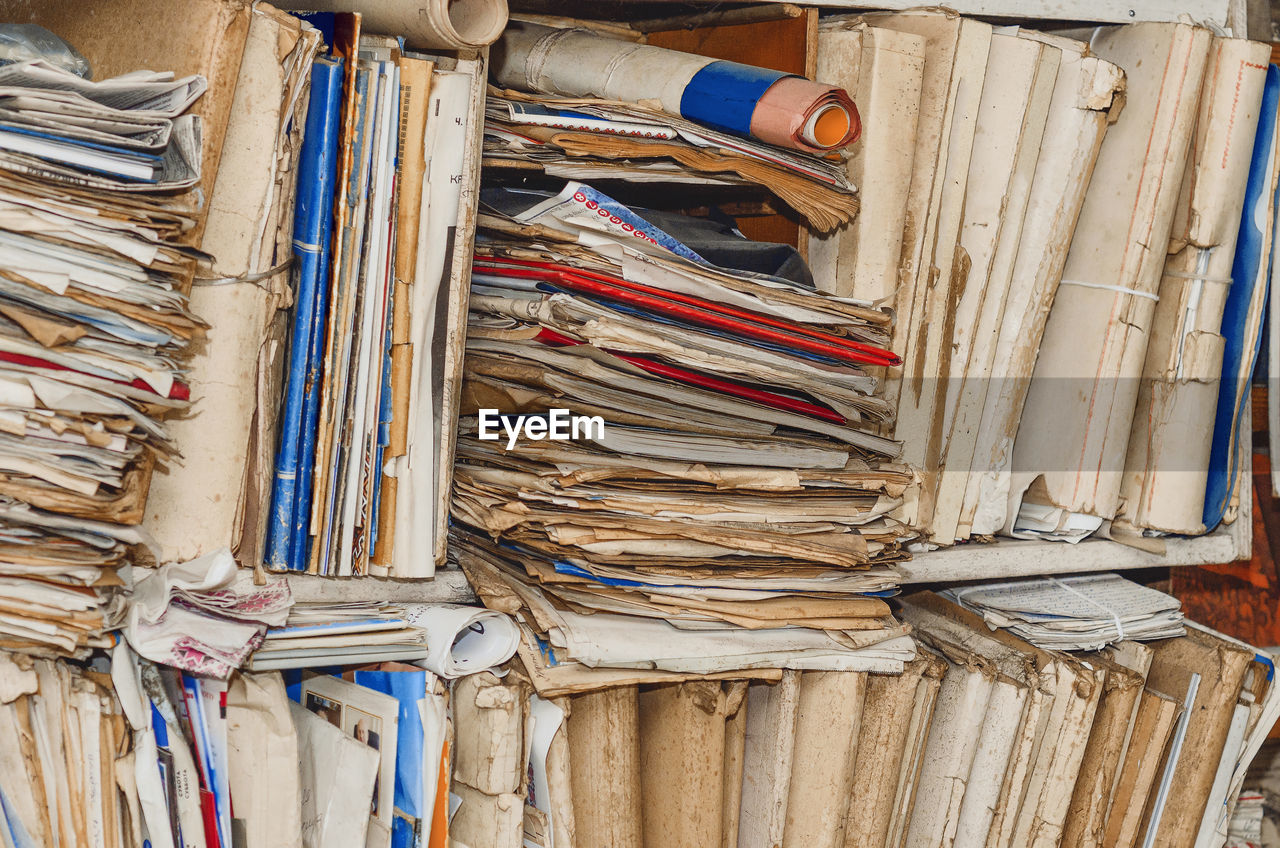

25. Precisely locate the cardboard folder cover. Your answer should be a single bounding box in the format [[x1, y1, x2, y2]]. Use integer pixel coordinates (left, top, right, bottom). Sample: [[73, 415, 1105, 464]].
[[963, 32, 1124, 536], [450, 782, 524, 848], [638, 681, 736, 848], [931, 30, 1059, 545], [453, 670, 527, 796], [144, 6, 320, 566], [889, 653, 947, 848], [738, 671, 800, 848], [566, 686, 642, 848], [904, 635, 995, 848], [1010, 22, 1212, 529], [1118, 37, 1270, 536], [783, 672, 866, 848], [1059, 657, 1145, 848], [900, 592, 1105, 848], [1142, 626, 1254, 847], [1102, 686, 1180, 848], [808, 20, 924, 303], [844, 654, 945, 848], [865, 11, 992, 533], [226, 672, 302, 848]]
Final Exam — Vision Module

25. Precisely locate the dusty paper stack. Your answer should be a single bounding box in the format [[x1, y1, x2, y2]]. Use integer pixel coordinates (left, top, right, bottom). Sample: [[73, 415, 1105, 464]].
[[0, 58, 215, 657], [484, 20, 862, 233], [248, 599, 518, 672], [945, 573, 1186, 650], [141, 4, 322, 571], [257, 13, 488, 578], [454, 172, 922, 688], [119, 548, 294, 678], [811, 13, 1278, 549], [0, 651, 129, 848], [499, 591, 1269, 848], [29, 634, 506, 848], [804, 11, 1130, 546], [1010, 24, 1269, 545], [433, 592, 1279, 848]]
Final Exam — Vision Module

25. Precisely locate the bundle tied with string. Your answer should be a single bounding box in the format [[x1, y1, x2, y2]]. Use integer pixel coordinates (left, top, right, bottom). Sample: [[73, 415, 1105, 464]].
[[943, 573, 1185, 652]]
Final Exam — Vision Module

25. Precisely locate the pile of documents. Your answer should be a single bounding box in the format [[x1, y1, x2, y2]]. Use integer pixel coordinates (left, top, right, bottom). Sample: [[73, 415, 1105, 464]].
[[445, 593, 1275, 848], [258, 14, 486, 579], [248, 600, 519, 674], [122, 548, 293, 678], [0, 652, 126, 848], [102, 643, 459, 848], [484, 22, 863, 232], [0, 58, 210, 656], [455, 169, 922, 685], [945, 572, 1186, 650], [811, 11, 1277, 548]]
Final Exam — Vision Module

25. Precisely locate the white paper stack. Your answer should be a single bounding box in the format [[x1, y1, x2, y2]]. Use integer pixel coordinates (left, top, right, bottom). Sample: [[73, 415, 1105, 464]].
[[945, 573, 1185, 650]]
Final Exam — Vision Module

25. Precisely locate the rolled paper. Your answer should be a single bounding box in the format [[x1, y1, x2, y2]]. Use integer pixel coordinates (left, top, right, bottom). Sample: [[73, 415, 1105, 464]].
[[492, 21, 861, 154], [273, 0, 508, 50], [750, 75, 861, 153]]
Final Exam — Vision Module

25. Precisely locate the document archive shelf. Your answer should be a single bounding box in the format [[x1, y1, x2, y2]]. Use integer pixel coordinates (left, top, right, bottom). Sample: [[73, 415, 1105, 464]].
[[0, 2, 1278, 847]]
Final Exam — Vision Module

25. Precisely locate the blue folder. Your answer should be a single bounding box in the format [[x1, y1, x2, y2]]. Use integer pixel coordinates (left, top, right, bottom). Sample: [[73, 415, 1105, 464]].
[[352, 670, 429, 848], [264, 57, 344, 570], [1204, 64, 1280, 530]]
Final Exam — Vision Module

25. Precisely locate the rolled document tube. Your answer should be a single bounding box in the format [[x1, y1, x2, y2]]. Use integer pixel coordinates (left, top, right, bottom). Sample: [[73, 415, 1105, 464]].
[[492, 21, 861, 154], [272, 0, 508, 50], [402, 603, 520, 678]]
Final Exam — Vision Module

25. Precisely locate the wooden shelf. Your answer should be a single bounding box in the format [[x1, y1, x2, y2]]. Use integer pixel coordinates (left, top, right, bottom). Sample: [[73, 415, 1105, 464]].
[[901, 521, 1248, 584], [282, 568, 476, 604]]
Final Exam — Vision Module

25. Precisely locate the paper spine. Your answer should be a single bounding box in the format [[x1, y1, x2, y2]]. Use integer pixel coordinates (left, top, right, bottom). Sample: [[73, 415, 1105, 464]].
[[263, 57, 344, 572]]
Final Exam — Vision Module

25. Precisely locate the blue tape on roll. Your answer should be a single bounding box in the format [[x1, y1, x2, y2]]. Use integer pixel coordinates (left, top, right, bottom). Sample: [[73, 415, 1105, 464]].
[[679, 59, 789, 137]]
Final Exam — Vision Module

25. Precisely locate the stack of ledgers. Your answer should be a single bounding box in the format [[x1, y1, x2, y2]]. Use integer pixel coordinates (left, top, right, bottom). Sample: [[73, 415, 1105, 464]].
[[0, 58, 209, 657], [944, 572, 1187, 650], [255, 23, 486, 579], [811, 12, 1278, 548], [130, 3, 489, 581], [436, 585, 1279, 848]]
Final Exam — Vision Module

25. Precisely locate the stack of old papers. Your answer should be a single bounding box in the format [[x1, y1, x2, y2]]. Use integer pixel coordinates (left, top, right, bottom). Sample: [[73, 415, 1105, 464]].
[[485, 21, 862, 233], [0, 651, 128, 847], [944, 573, 1185, 650], [0, 60, 209, 657], [455, 174, 919, 689], [248, 600, 518, 674], [483, 91, 859, 233], [444, 592, 1279, 848]]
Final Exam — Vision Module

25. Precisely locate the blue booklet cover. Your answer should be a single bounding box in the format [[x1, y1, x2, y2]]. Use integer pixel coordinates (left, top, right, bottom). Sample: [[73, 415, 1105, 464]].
[[353, 670, 428, 848], [265, 56, 345, 571], [1204, 64, 1280, 530]]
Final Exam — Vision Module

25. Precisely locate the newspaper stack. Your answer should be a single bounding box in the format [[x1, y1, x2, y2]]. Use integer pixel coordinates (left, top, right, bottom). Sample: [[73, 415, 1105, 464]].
[[455, 178, 918, 690], [944, 573, 1185, 650], [0, 61, 208, 657], [248, 601, 519, 675]]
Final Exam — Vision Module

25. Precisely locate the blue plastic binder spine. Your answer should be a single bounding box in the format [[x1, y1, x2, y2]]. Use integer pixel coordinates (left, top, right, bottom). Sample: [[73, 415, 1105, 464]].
[[1204, 64, 1280, 530], [264, 57, 344, 570]]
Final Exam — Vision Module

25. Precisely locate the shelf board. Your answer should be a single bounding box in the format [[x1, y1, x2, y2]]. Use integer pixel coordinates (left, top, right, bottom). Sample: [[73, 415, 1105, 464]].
[[282, 568, 476, 604], [745, 0, 1237, 28], [901, 519, 1248, 584]]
